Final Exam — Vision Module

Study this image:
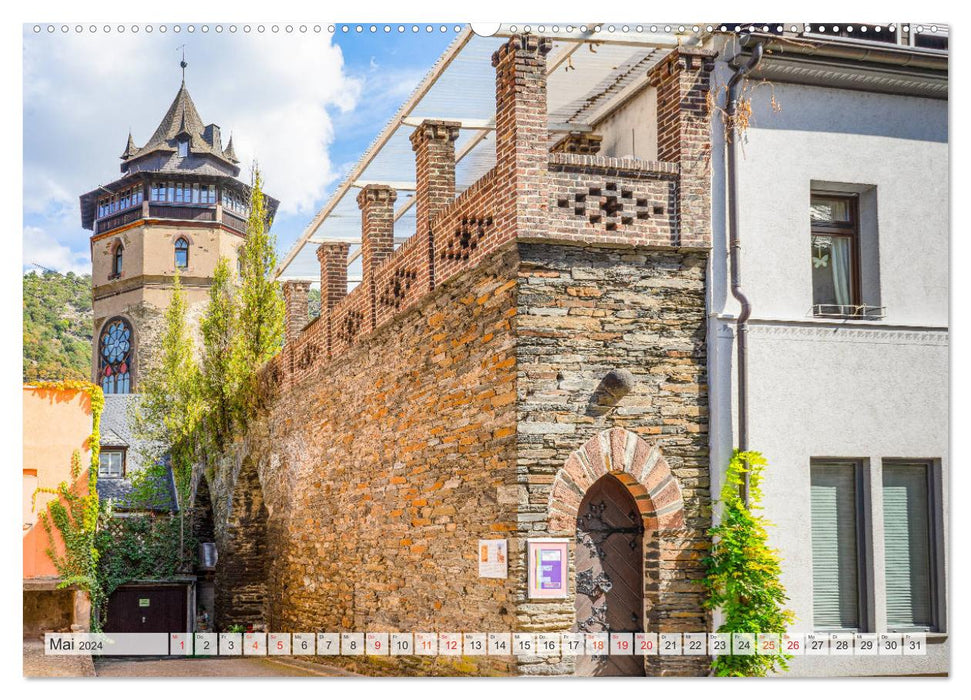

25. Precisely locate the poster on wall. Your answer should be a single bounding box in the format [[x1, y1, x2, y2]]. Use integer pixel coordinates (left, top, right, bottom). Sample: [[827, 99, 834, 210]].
[[478, 539, 508, 578], [527, 538, 570, 599]]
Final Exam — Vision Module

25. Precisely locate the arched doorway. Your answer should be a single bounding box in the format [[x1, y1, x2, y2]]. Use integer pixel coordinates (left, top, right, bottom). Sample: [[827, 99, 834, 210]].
[[548, 428, 690, 677], [574, 474, 645, 677]]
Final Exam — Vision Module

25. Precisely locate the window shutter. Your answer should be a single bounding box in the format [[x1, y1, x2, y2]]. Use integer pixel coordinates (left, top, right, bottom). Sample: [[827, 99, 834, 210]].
[[883, 464, 934, 630], [811, 463, 860, 630]]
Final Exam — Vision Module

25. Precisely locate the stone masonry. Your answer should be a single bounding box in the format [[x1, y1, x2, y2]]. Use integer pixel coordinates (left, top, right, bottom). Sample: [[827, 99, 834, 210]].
[[209, 36, 716, 677]]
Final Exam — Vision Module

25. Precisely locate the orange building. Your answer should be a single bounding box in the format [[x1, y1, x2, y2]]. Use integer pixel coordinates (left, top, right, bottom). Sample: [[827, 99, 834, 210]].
[[22, 385, 94, 636]]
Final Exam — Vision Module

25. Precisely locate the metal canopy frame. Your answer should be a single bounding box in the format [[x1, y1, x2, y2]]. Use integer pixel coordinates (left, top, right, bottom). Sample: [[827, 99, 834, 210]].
[[276, 24, 700, 280]]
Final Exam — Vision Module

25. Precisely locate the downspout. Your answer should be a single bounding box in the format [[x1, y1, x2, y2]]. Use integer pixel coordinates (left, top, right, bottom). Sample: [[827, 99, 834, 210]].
[[726, 35, 764, 505]]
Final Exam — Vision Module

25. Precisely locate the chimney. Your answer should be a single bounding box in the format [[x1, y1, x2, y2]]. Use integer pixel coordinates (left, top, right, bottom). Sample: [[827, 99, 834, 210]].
[[356, 185, 397, 331], [648, 48, 716, 248], [492, 34, 553, 238], [410, 119, 460, 288], [282, 280, 311, 344]]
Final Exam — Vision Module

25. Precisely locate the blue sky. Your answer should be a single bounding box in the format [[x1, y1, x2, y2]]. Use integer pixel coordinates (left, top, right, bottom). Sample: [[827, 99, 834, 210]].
[[22, 24, 455, 274]]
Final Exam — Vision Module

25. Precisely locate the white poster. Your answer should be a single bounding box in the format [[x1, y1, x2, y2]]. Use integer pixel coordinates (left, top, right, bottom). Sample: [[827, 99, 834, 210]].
[[478, 539, 508, 579]]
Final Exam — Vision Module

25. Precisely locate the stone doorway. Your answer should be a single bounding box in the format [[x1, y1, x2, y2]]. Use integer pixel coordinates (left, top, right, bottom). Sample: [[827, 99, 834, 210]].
[[573, 474, 645, 677]]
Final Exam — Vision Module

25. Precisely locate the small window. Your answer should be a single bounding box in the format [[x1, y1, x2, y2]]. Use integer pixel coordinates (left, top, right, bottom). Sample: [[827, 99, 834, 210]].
[[811, 460, 867, 631], [178, 140, 189, 157], [883, 462, 939, 631], [175, 237, 189, 269], [99, 450, 125, 478], [811, 194, 860, 316], [112, 244, 124, 277]]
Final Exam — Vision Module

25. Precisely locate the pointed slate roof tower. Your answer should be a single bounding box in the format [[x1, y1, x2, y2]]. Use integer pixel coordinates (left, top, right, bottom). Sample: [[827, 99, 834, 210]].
[[117, 80, 242, 177], [121, 132, 137, 159], [79, 75, 279, 231], [223, 134, 240, 164]]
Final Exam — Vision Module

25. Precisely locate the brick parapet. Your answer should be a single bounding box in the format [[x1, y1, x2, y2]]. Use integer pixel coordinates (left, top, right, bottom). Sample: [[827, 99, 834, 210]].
[[282, 280, 311, 345], [274, 39, 714, 383], [648, 47, 717, 248]]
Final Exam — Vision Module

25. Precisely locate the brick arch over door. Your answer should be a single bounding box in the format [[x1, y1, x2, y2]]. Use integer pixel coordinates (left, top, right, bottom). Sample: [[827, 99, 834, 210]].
[[549, 427, 685, 536], [548, 427, 706, 675]]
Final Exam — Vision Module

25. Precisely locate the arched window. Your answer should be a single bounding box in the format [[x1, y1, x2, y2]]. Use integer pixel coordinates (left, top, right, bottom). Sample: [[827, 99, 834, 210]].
[[112, 244, 124, 277], [99, 317, 133, 395], [175, 237, 189, 269]]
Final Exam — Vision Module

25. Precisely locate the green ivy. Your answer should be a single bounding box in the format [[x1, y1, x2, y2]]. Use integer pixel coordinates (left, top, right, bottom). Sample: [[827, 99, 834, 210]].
[[95, 513, 198, 628], [31, 381, 108, 630], [703, 450, 795, 676]]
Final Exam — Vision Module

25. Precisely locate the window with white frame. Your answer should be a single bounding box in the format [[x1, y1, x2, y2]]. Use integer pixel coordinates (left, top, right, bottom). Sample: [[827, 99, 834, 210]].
[[99, 449, 125, 478]]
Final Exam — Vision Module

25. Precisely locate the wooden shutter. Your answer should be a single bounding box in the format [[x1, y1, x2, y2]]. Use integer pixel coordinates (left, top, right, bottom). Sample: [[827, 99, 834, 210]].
[[811, 462, 861, 630], [883, 463, 934, 631]]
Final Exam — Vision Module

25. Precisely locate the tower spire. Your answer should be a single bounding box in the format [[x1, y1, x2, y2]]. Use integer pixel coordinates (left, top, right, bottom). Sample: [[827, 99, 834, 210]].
[[178, 44, 187, 84], [121, 131, 137, 159]]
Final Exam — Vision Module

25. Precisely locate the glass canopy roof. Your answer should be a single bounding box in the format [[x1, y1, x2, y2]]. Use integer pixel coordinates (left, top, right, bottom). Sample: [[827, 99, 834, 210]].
[[278, 25, 696, 282]]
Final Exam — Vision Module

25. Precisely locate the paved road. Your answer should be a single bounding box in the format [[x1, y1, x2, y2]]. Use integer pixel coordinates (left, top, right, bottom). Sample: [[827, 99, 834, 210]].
[[93, 656, 352, 677]]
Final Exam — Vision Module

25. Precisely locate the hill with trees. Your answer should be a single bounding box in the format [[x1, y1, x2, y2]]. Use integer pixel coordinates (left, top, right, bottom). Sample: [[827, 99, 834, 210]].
[[23, 270, 93, 382]]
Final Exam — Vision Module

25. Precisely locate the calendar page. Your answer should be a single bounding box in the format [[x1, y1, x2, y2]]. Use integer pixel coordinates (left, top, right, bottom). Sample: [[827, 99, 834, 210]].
[[18, 6, 951, 690]]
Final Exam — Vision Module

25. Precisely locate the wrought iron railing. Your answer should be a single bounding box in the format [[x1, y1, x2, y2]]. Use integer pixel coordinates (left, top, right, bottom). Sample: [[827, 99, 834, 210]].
[[812, 304, 886, 319]]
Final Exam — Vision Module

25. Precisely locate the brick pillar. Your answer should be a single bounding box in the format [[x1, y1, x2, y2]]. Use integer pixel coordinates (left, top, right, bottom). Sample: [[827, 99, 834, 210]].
[[356, 185, 397, 331], [282, 280, 310, 344], [492, 34, 553, 239], [410, 119, 460, 290], [648, 47, 716, 248], [316, 242, 350, 356]]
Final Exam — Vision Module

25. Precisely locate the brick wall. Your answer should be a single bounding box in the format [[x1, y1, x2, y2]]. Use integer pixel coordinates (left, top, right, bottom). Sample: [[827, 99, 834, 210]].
[[211, 36, 716, 677], [215, 245, 521, 675], [648, 47, 717, 248]]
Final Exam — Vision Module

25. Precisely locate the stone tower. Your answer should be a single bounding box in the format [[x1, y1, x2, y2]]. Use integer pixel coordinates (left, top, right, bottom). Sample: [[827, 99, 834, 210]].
[[79, 78, 279, 394]]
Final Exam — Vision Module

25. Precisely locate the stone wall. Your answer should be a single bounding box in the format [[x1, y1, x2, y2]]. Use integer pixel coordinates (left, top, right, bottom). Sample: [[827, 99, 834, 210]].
[[512, 242, 710, 676], [213, 244, 522, 675], [209, 36, 715, 677]]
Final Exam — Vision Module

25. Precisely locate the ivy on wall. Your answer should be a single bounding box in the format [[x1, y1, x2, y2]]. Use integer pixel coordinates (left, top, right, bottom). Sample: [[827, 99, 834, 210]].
[[703, 450, 795, 677], [30, 380, 108, 629], [95, 513, 198, 626]]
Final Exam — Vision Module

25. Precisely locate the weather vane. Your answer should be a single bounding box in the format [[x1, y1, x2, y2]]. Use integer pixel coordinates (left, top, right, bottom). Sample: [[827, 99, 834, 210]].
[[177, 44, 187, 82]]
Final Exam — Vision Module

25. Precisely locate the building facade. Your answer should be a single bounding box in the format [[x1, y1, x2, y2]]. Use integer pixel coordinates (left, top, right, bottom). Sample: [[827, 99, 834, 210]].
[[705, 31, 948, 676], [74, 73, 277, 635], [22, 386, 94, 637], [79, 78, 278, 393], [70, 26, 947, 677]]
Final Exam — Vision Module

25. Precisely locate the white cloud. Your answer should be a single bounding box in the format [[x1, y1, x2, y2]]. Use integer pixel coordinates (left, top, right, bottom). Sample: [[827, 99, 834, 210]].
[[22, 28, 362, 271], [23, 226, 89, 275]]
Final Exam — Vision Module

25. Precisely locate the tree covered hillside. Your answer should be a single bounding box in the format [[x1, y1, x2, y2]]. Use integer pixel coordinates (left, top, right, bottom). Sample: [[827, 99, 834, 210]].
[[23, 270, 93, 382]]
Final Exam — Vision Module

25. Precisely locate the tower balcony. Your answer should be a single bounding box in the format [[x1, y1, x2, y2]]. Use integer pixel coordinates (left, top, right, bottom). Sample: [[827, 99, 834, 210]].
[[94, 200, 248, 236]]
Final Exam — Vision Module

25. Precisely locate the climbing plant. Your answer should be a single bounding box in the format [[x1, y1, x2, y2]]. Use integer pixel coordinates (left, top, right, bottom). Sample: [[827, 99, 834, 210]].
[[94, 513, 198, 628], [30, 381, 108, 630], [703, 450, 794, 676]]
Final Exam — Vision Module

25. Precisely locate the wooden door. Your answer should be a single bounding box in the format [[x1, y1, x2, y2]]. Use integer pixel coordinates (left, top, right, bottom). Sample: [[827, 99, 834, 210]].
[[574, 475, 645, 676], [104, 586, 187, 634]]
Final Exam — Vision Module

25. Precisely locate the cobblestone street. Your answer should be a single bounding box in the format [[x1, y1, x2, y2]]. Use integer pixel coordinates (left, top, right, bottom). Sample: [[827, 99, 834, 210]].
[[23, 640, 352, 678], [92, 656, 351, 677]]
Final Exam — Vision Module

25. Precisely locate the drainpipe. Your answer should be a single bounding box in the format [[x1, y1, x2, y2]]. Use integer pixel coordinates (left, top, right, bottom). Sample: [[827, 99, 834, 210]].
[[726, 35, 764, 505]]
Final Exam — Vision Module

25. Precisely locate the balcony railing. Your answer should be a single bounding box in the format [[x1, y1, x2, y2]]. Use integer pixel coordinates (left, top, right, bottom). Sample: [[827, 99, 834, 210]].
[[94, 205, 142, 234], [811, 304, 886, 320], [94, 202, 243, 235]]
